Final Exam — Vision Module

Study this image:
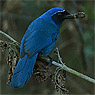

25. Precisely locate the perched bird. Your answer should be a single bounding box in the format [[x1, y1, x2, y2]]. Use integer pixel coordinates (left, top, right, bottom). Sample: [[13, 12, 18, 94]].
[[10, 7, 75, 88]]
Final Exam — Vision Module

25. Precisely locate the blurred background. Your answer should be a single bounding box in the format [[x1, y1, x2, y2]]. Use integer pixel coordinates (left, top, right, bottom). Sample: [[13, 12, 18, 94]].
[[0, 0, 94, 94]]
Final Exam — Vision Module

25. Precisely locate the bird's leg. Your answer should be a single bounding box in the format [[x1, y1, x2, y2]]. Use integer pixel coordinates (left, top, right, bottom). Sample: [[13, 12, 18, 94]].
[[37, 54, 53, 65]]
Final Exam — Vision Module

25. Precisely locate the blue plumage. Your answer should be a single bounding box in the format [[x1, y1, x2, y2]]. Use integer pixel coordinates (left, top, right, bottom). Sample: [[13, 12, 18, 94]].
[[11, 54, 38, 88], [10, 7, 70, 88]]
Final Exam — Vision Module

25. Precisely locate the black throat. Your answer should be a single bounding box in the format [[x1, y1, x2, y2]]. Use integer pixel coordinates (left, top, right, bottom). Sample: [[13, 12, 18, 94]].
[[52, 11, 70, 26]]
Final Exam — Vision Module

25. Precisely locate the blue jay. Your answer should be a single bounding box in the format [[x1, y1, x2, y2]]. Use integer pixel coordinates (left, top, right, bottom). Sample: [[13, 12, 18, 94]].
[[11, 7, 74, 88]]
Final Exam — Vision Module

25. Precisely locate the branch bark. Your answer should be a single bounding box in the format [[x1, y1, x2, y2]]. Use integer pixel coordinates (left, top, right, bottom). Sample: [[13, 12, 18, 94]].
[[52, 61, 95, 83], [0, 30, 20, 45]]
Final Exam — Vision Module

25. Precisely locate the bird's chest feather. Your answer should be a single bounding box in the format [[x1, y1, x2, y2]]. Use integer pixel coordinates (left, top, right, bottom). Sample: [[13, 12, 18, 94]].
[[39, 19, 60, 41]]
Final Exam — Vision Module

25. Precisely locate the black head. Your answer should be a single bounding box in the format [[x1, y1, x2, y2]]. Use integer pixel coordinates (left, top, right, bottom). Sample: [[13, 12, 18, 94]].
[[52, 10, 74, 26], [41, 7, 75, 27]]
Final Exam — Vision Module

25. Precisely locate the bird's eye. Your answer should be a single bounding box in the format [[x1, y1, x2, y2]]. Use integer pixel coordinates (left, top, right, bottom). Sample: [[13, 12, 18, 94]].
[[58, 12, 62, 16]]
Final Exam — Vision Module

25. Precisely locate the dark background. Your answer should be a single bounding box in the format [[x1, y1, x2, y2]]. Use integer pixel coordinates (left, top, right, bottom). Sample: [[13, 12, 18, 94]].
[[0, 0, 94, 94]]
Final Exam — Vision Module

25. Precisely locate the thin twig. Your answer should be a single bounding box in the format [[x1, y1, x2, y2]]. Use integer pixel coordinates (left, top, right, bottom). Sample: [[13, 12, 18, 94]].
[[55, 48, 63, 65], [0, 30, 20, 45], [0, 40, 18, 47]]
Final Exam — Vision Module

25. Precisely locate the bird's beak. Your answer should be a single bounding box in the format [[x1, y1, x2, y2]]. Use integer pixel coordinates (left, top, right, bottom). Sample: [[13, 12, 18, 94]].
[[64, 12, 85, 19], [64, 14, 75, 19]]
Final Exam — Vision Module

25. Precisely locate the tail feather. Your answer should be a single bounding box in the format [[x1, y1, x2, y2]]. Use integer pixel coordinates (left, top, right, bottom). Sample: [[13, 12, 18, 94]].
[[10, 54, 38, 88]]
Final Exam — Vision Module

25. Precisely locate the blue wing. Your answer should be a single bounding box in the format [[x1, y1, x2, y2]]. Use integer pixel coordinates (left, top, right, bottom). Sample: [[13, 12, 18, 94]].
[[21, 30, 53, 57], [20, 18, 60, 57]]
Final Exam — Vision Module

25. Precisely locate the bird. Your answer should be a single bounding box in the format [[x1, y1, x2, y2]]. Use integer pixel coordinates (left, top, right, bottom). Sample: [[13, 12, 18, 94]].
[[10, 7, 74, 88]]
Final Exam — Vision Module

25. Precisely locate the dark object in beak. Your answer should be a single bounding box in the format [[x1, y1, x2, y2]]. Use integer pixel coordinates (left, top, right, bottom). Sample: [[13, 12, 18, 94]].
[[65, 12, 86, 19], [65, 14, 74, 19]]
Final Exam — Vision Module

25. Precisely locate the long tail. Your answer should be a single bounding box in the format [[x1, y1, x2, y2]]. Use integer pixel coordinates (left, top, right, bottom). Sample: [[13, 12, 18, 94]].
[[10, 54, 38, 88]]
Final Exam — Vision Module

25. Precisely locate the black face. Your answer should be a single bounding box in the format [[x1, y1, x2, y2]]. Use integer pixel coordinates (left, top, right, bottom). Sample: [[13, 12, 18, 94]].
[[52, 10, 70, 26]]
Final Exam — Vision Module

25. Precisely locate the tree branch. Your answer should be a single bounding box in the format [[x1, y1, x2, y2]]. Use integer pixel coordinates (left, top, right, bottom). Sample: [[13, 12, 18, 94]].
[[0, 30, 20, 45], [52, 60, 95, 84], [0, 30, 95, 84]]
